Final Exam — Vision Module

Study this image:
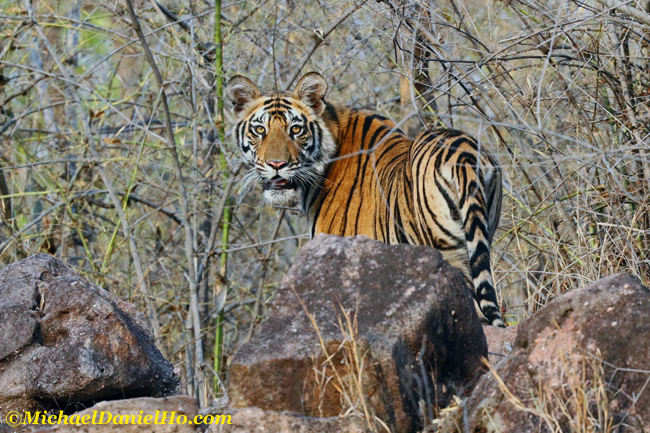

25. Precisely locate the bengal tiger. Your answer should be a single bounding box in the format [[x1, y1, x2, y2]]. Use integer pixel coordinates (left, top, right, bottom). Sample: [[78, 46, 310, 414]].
[[226, 72, 505, 327]]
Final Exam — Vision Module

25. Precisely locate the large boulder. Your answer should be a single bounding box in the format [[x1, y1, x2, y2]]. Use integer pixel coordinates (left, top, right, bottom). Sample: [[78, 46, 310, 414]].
[[0, 254, 180, 418], [439, 273, 650, 432], [228, 234, 488, 433], [207, 408, 371, 433]]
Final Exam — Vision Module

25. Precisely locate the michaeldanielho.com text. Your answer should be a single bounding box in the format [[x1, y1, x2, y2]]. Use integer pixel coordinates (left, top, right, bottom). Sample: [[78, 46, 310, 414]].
[[2, 410, 232, 427]]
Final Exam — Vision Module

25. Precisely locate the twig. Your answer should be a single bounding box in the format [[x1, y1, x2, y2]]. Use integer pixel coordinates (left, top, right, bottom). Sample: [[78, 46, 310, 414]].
[[124, 0, 204, 405], [245, 209, 286, 341], [286, 0, 369, 89], [595, 0, 650, 26]]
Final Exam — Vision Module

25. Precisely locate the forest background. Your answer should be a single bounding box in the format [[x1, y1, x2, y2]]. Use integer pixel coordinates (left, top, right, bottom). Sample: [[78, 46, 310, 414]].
[[1, 0, 649, 409]]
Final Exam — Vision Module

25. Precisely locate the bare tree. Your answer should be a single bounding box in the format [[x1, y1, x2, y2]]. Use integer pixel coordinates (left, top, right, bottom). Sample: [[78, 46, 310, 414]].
[[1, 0, 648, 416]]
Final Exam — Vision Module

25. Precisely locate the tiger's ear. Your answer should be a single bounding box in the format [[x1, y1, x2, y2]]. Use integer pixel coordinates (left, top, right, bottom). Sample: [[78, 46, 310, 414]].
[[294, 72, 328, 116], [226, 75, 261, 118]]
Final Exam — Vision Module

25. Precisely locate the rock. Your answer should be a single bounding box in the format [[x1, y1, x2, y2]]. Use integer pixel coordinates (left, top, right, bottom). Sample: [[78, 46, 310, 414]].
[[229, 235, 488, 433], [29, 396, 198, 432], [439, 273, 650, 432], [482, 324, 517, 364], [206, 407, 371, 433], [0, 254, 180, 418]]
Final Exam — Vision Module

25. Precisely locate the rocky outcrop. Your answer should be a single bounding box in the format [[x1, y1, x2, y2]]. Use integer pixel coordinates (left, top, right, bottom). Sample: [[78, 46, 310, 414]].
[[439, 273, 650, 432], [229, 234, 488, 433], [30, 396, 199, 432], [0, 254, 180, 418], [482, 324, 517, 364], [206, 408, 371, 433]]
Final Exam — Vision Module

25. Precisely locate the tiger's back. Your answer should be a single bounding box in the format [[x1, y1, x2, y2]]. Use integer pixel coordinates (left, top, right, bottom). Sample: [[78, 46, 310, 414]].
[[309, 106, 418, 243], [311, 106, 504, 326], [226, 72, 505, 327]]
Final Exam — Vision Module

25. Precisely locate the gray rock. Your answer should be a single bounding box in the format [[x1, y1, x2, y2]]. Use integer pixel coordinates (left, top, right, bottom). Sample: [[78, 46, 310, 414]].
[[482, 324, 517, 364], [439, 273, 650, 432], [228, 234, 488, 433], [0, 254, 181, 419], [30, 396, 199, 432], [206, 407, 371, 433]]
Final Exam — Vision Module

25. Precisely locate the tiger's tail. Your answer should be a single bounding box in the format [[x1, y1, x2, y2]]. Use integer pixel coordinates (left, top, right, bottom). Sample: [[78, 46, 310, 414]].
[[411, 129, 505, 326], [461, 153, 504, 327]]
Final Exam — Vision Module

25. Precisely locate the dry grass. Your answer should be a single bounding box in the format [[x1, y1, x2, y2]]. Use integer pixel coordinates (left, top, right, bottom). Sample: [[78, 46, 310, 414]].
[[1, 0, 649, 409], [486, 350, 617, 432], [432, 349, 634, 432], [298, 295, 391, 433]]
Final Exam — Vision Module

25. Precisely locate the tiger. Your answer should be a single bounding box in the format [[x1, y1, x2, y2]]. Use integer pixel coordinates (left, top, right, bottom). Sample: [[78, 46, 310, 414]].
[[226, 72, 505, 327]]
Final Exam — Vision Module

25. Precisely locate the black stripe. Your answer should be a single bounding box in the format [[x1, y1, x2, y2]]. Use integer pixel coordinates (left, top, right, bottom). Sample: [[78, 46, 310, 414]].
[[417, 154, 463, 243], [456, 151, 478, 166], [374, 135, 406, 165], [324, 101, 338, 124], [434, 176, 461, 222], [475, 280, 494, 295], [469, 242, 490, 266], [443, 137, 469, 163], [435, 242, 464, 251], [330, 114, 360, 232], [263, 97, 289, 106], [464, 203, 487, 226], [465, 218, 490, 244], [470, 253, 491, 279], [305, 122, 317, 154], [352, 118, 387, 233], [270, 102, 292, 109]]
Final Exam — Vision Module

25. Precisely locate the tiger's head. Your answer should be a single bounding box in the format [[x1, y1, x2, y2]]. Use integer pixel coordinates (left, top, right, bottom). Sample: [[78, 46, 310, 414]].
[[226, 72, 336, 207]]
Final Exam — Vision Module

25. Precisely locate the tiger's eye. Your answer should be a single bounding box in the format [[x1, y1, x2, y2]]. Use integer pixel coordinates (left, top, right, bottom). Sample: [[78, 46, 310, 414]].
[[291, 125, 303, 135], [255, 125, 266, 134]]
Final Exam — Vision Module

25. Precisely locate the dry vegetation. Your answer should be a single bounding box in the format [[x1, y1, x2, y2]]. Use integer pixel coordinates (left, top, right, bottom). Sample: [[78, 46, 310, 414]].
[[484, 350, 618, 433], [303, 301, 391, 432], [431, 350, 623, 433], [1, 0, 649, 418]]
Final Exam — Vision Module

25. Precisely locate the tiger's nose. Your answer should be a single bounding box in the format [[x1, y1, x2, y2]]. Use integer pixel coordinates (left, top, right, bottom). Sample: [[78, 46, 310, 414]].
[[267, 160, 289, 170]]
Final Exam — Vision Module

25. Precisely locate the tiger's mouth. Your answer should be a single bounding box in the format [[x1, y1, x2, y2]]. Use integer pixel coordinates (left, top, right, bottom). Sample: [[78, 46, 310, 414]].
[[262, 176, 298, 191]]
